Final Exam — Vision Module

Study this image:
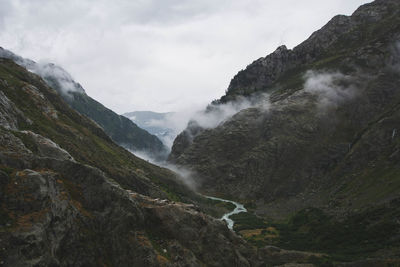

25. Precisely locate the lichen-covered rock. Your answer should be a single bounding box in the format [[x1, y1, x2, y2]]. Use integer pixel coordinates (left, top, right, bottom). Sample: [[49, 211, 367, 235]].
[[0, 90, 31, 130], [20, 131, 74, 161]]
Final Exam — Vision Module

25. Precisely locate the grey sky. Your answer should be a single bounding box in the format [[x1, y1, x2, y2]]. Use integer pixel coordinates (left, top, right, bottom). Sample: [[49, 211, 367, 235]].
[[0, 0, 370, 113]]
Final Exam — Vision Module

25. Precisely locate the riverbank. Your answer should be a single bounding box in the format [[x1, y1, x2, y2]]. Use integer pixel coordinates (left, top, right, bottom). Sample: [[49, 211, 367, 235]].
[[204, 195, 247, 229]]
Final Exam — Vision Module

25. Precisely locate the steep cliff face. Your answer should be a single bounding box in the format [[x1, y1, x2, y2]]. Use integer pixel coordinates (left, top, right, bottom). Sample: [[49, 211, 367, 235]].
[[171, 0, 400, 204], [169, 0, 400, 258], [0, 49, 168, 159]]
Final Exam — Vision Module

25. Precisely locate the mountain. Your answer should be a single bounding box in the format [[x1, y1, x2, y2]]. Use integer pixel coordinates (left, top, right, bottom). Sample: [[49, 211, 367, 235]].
[[0, 55, 252, 266], [0, 48, 343, 266], [123, 111, 176, 148], [0, 48, 167, 160], [169, 0, 400, 261]]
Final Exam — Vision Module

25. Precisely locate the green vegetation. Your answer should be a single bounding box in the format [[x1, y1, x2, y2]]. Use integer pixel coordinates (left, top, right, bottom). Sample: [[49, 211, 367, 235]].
[[273, 207, 400, 261], [231, 212, 268, 231], [234, 207, 400, 262]]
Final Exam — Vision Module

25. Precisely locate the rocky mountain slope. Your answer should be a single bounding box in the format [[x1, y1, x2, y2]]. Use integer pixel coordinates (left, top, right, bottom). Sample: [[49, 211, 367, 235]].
[[0, 57, 251, 266], [0, 51, 343, 266], [170, 0, 400, 260], [0, 48, 167, 160]]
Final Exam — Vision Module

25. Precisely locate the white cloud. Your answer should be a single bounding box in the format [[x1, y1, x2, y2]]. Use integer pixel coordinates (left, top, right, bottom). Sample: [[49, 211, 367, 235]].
[[0, 0, 371, 113], [126, 93, 270, 149], [304, 70, 357, 109], [127, 148, 198, 190]]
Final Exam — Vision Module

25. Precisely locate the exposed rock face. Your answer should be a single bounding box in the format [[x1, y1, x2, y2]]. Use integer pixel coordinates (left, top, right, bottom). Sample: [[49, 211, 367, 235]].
[[0, 91, 30, 130], [20, 131, 74, 161], [170, 0, 400, 206], [169, 0, 400, 258], [220, 0, 400, 102], [0, 154, 258, 266], [168, 120, 204, 162]]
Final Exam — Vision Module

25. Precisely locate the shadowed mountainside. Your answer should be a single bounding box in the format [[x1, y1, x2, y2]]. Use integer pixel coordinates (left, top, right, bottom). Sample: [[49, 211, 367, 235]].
[[169, 0, 400, 261]]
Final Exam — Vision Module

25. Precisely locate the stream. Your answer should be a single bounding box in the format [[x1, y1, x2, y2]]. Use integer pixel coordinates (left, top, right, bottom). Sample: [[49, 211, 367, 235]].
[[205, 195, 247, 230]]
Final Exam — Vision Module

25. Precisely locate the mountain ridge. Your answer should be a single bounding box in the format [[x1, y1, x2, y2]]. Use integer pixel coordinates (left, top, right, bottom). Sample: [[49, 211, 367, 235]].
[[0, 47, 168, 159]]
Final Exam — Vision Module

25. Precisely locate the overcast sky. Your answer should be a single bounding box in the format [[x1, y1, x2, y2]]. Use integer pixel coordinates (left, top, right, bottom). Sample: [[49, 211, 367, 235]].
[[0, 0, 370, 114]]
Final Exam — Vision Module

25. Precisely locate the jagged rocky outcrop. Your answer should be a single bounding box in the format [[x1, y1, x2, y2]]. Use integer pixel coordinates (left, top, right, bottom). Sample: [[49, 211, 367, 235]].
[[169, 0, 400, 260], [218, 0, 399, 102], [0, 153, 257, 266], [0, 48, 167, 160]]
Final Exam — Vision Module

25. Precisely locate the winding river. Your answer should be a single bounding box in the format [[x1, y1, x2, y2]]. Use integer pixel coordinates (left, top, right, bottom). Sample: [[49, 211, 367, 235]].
[[205, 195, 247, 229]]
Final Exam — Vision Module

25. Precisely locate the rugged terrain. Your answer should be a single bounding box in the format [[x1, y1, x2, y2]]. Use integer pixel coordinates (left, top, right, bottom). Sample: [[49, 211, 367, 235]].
[[170, 0, 400, 260], [0, 57, 251, 266], [0, 51, 342, 266], [1, 0, 400, 265], [0, 47, 167, 159]]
